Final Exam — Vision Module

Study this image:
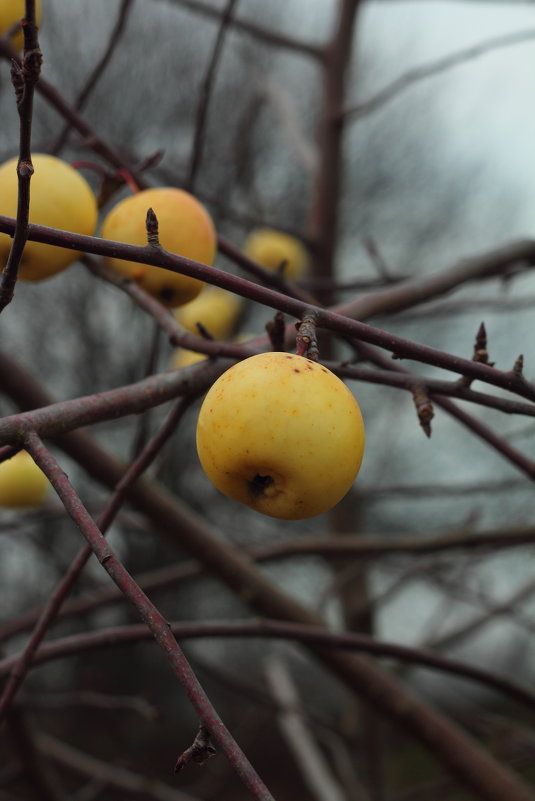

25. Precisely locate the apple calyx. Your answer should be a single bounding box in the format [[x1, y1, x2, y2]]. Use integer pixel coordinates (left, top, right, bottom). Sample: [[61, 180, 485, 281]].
[[248, 473, 275, 497]]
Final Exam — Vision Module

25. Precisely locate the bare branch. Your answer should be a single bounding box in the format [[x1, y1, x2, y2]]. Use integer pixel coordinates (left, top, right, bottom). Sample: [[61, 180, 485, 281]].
[[344, 28, 535, 121], [19, 432, 276, 801]]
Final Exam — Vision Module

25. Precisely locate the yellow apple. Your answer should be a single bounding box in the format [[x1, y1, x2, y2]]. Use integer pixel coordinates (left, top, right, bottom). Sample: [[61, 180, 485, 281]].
[[176, 286, 241, 339], [0, 450, 49, 508], [0, 0, 42, 51], [196, 352, 365, 520], [0, 154, 98, 281], [170, 347, 208, 369], [242, 228, 308, 279], [101, 188, 216, 307]]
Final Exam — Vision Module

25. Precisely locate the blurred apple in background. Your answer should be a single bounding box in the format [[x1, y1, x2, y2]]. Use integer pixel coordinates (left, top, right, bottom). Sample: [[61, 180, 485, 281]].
[[242, 227, 308, 279], [0, 154, 98, 281], [176, 285, 242, 340], [0, 0, 42, 51], [0, 450, 49, 509], [101, 187, 216, 307]]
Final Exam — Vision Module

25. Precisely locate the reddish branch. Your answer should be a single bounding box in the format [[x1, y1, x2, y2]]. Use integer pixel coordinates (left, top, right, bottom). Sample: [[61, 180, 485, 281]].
[[3, 520, 535, 644], [18, 432, 276, 801], [0, 367, 533, 801], [0, 215, 533, 400], [353, 342, 535, 481], [2, 619, 534, 713], [36, 731, 201, 801], [0, 1, 41, 312], [333, 362, 535, 418], [0, 398, 194, 720]]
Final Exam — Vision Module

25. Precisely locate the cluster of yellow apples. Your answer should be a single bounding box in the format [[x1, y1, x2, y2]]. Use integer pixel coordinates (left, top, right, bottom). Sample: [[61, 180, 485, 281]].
[[243, 227, 308, 279], [0, 450, 49, 509], [0, 142, 361, 521], [196, 352, 365, 520], [0, 155, 217, 305], [0, 0, 42, 51]]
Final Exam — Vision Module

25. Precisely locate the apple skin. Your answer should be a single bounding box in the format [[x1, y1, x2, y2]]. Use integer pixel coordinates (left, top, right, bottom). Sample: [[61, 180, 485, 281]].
[[243, 228, 308, 279], [176, 286, 241, 340], [0, 450, 49, 509], [0, 0, 42, 51], [0, 154, 98, 281], [196, 352, 365, 520], [170, 347, 207, 369], [101, 188, 216, 308]]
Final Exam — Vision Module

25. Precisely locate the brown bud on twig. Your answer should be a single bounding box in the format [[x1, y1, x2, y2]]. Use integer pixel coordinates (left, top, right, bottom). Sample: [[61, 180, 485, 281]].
[[174, 725, 216, 773], [412, 383, 434, 438], [459, 321, 494, 387], [512, 354, 524, 377], [145, 207, 160, 247], [10, 60, 24, 105], [266, 311, 286, 352], [22, 47, 43, 86], [473, 322, 494, 367], [295, 310, 319, 361]]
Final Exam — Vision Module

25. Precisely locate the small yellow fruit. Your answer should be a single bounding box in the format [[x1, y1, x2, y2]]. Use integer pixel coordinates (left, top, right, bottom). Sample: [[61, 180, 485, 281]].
[[0, 0, 42, 51], [170, 347, 207, 369], [176, 286, 241, 340], [0, 450, 49, 508], [0, 154, 98, 281], [243, 228, 308, 279], [101, 188, 216, 307], [196, 352, 365, 520]]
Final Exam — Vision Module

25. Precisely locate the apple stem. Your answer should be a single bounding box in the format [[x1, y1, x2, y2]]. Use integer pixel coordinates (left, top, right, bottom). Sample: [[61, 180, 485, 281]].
[[295, 311, 319, 360], [116, 167, 141, 194], [70, 162, 141, 196]]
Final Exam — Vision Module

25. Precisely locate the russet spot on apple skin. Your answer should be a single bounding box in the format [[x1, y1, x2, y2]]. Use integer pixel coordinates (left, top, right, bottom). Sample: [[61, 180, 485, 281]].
[[196, 351, 365, 520]]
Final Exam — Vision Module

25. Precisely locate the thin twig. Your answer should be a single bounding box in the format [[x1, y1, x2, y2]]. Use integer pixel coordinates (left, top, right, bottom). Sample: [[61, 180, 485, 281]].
[[50, 0, 134, 155], [0, 397, 194, 720], [344, 28, 535, 121], [20, 432, 276, 801], [186, 0, 238, 192], [35, 732, 201, 801], [264, 655, 347, 801], [0, 218, 533, 399], [0, 1, 41, 312], [1, 357, 535, 801], [2, 619, 535, 712], [171, 0, 322, 59]]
